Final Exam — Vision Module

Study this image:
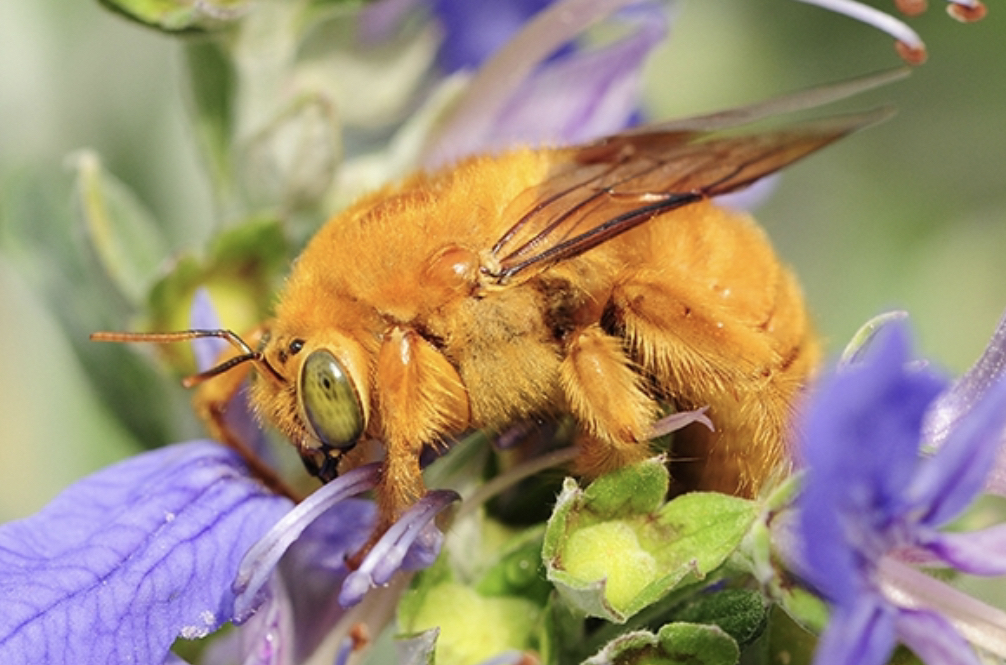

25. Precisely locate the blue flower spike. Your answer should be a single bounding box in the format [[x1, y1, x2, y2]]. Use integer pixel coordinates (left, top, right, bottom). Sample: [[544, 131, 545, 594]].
[[797, 320, 1006, 665]]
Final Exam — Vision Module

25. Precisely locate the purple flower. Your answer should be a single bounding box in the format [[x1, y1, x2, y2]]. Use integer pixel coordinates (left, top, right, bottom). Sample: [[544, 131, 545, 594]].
[[430, 0, 562, 73], [417, 0, 669, 166], [796, 321, 1006, 665], [0, 289, 459, 665], [0, 442, 292, 664], [924, 310, 1006, 496]]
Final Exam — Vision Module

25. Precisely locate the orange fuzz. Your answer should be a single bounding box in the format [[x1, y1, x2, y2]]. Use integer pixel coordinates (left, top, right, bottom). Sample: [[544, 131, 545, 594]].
[[93, 76, 896, 530]]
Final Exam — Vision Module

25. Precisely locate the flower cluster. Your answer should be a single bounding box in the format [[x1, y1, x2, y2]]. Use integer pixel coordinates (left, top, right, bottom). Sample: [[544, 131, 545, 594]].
[[796, 317, 1006, 665]]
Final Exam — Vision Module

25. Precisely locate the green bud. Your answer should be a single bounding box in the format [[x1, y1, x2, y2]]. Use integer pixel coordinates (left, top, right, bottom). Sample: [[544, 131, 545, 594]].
[[97, 0, 250, 33], [71, 151, 169, 307], [543, 459, 758, 622], [583, 622, 740, 665]]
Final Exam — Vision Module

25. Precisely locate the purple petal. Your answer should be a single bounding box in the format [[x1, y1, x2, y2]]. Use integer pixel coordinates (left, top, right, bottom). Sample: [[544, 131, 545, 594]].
[[650, 406, 714, 438], [207, 500, 376, 665], [922, 308, 1006, 443], [895, 608, 981, 665], [811, 598, 897, 665], [422, 0, 660, 167], [797, 323, 946, 601], [202, 576, 296, 665], [984, 447, 1006, 498], [275, 499, 376, 657], [801, 323, 945, 510], [922, 524, 1006, 576], [922, 309, 1006, 494], [432, 0, 559, 72], [906, 376, 1006, 527], [189, 288, 228, 372], [357, 0, 425, 43], [233, 464, 380, 619], [0, 442, 292, 665], [333, 636, 356, 665], [478, 7, 667, 152], [188, 289, 273, 462], [339, 490, 459, 607]]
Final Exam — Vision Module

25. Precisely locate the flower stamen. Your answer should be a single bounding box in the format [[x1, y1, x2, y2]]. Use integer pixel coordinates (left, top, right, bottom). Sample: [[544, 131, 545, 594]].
[[233, 463, 382, 618], [945, 0, 987, 23], [793, 0, 928, 64], [339, 489, 461, 607]]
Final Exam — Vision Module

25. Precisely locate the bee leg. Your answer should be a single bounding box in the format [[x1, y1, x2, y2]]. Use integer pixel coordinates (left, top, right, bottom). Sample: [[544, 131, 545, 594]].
[[611, 274, 816, 496], [559, 324, 659, 478], [372, 327, 470, 528], [192, 356, 302, 501]]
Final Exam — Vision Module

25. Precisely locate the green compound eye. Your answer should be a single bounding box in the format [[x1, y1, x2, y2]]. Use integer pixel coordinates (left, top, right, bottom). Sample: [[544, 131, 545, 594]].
[[298, 349, 365, 450]]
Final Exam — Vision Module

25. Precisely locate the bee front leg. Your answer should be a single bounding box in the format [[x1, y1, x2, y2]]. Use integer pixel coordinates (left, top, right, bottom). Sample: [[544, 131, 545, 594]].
[[559, 324, 659, 477], [373, 327, 470, 528], [192, 352, 301, 501]]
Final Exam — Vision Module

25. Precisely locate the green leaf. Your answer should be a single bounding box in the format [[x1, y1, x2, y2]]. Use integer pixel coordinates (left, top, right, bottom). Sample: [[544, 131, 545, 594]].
[[185, 39, 236, 202], [398, 518, 553, 665], [538, 593, 586, 665], [475, 537, 552, 606], [583, 623, 739, 665], [839, 310, 909, 366], [72, 151, 169, 307], [772, 582, 830, 636], [238, 91, 343, 215], [762, 605, 819, 665], [396, 629, 440, 665], [97, 0, 251, 33], [145, 216, 288, 371], [543, 460, 758, 622], [580, 456, 669, 517], [669, 589, 766, 648]]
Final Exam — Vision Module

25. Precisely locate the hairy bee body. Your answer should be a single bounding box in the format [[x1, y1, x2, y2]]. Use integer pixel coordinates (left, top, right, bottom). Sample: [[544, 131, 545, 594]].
[[91, 71, 897, 535], [256, 147, 818, 517], [79, 60, 908, 546]]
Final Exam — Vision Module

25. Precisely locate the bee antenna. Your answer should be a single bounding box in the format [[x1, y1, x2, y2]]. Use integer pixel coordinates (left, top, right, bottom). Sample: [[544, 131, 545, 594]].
[[90, 328, 285, 386], [181, 352, 260, 388]]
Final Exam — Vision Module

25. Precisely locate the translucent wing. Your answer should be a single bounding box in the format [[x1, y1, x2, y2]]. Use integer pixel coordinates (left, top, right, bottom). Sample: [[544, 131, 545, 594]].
[[486, 108, 891, 286]]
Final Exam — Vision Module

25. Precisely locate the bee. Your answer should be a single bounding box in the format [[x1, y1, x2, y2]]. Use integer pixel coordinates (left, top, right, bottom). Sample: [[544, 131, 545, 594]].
[[94, 71, 901, 529]]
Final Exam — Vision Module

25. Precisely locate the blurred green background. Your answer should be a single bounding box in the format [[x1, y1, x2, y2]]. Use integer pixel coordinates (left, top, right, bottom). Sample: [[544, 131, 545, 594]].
[[1, 0, 1004, 521]]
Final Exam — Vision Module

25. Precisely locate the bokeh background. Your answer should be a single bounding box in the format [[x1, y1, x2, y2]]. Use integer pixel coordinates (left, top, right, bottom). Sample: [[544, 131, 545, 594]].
[[1, 0, 1004, 521]]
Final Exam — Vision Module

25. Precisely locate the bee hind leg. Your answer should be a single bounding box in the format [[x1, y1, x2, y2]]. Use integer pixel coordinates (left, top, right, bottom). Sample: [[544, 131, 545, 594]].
[[610, 274, 813, 497], [559, 323, 660, 477]]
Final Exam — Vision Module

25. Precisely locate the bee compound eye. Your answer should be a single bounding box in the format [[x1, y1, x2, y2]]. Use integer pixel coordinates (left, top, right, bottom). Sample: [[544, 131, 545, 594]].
[[297, 349, 364, 451]]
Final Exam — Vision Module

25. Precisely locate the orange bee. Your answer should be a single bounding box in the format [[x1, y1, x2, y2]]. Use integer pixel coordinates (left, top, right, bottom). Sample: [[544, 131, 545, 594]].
[[94, 72, 899, 529]]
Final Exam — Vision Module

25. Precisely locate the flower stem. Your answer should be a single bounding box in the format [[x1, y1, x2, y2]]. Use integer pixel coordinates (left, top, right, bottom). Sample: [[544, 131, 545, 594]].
[[878, 556, 1006, 658], [456, 446, 579, 520]]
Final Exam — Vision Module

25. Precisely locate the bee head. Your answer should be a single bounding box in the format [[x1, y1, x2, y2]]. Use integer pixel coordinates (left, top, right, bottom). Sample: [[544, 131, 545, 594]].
[[254, 330, 371, 482]]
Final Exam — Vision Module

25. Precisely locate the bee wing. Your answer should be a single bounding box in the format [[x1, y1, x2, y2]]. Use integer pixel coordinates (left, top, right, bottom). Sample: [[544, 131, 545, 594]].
[[487, 107, 892, 285]]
